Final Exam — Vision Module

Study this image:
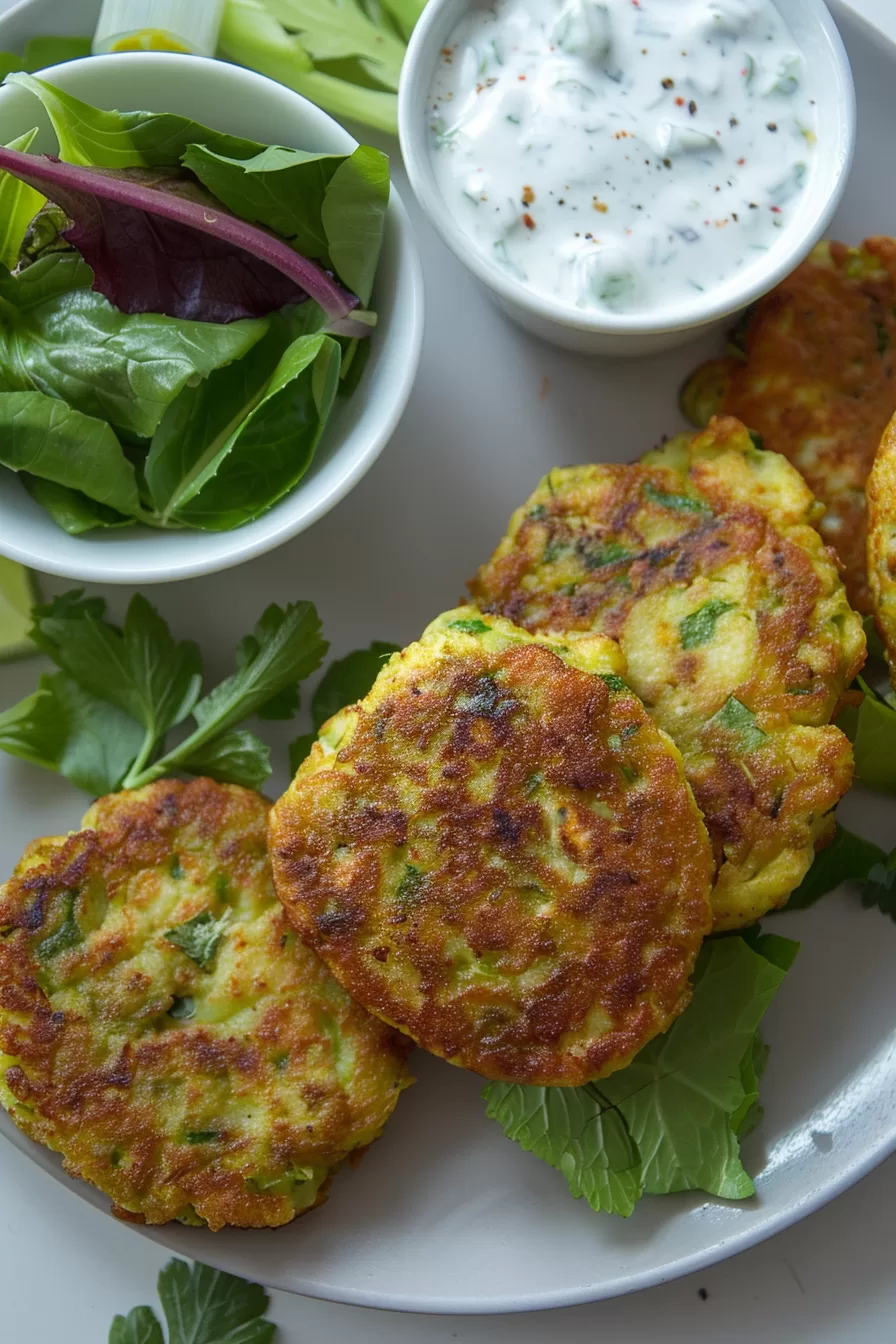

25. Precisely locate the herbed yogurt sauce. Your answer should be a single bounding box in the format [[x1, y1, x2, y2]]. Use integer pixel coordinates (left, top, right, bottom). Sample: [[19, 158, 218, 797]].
[[427, 0, 818, 314]]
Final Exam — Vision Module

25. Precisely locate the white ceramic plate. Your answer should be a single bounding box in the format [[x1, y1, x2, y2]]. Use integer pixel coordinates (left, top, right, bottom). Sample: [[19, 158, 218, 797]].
[[0, 0, 895, 1316]]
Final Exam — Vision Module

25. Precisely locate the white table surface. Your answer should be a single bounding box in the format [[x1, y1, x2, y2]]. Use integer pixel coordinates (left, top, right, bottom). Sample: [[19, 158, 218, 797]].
[[3, 1, 896, 1338]]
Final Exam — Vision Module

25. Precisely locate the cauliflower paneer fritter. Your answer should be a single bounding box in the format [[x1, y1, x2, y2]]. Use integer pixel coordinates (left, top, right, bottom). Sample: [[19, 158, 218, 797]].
[[681, 237, 896, 612], [270, 611, 713, 1087], [0, 779, 412, 1229], [471, 419, 864, 930], [868, 411, 896, 689]]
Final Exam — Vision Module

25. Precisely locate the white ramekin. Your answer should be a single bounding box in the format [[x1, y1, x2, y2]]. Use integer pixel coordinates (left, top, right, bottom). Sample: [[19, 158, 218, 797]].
[[399, 0, 855, 357]]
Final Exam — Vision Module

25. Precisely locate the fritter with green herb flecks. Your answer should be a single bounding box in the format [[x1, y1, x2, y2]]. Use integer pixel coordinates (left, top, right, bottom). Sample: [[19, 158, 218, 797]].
[[867, 409, 896, 689], [0, 778, 412, 1229], [680, 237, 896, 612], [270, 610, 714, 1087], [470, 418, 864, 930]]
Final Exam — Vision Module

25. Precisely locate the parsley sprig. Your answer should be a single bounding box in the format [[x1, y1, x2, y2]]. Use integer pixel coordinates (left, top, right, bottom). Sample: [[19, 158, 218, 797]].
[[109, 1258, 277, 1344], [0, 590, 327, 795]]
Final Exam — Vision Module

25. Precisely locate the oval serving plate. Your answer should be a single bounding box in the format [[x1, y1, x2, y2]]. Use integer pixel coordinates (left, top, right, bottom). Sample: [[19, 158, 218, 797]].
[[0, 0, 894, 1315]]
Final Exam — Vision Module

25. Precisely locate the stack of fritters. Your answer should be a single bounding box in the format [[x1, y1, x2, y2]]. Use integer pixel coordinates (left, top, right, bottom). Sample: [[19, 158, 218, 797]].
[[270, 417, 863, 1086], [471, 418, 865, 929]]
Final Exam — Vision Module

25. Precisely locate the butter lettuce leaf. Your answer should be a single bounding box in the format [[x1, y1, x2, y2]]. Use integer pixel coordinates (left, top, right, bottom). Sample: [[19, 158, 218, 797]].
[[0, 390, 140, 515], [484, 1081, 642, 1217], [0, 253, 267, 438], [184, 141, 389, 304], [161, 333, 341, 531], [7, 71, 261, 169], [484, 934, 797, 1216], [0, 129, 44, 270]]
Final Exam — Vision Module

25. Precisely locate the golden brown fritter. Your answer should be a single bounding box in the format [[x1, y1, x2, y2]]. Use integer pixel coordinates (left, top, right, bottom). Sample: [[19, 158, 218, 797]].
[[867, 410, 896, 688], [0, 778, 412, 1230], [471, 418, 864, 930], [680, 237, 896, 612], [270, 611, 713, 1087]]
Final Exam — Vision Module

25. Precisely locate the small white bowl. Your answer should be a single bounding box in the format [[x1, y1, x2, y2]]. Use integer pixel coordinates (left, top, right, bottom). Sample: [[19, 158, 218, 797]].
[[399, 0, 854, 357], [0, 54, 424, 584]]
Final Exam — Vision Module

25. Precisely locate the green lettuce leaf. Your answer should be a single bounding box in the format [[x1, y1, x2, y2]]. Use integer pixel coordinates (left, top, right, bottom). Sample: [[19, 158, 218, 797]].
[[0, 253, 268, 439], [157, 333, 341, 531], [599, 937, 793, 1198], [7, 71, 262, 168], [484, 1081, 642, 1217], [0, 390, 140, 516], [483, 934, 797, 1216], [183, 142, 389, 304], [845, 678, 896, 795], [0, 129, 44, 270], [21, 477, 133, 535]]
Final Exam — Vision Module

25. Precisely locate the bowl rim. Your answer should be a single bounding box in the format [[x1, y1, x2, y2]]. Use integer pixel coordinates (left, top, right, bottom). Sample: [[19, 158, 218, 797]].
[[398, 0, 856, 337], [0, 52, 425, 584]]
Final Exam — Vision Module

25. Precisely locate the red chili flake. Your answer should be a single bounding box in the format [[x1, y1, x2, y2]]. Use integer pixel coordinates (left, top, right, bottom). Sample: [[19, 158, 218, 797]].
[[518, 74, 527, 80], [675, 96, 685, 106], [770, 205, 782, 213], [522, 213, 536, 229], [736, 157, 746, 165], [740, 67, 748, 76]]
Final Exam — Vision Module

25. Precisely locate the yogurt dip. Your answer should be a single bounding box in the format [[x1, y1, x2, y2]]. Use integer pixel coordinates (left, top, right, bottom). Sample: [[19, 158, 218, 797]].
[[426, 0, 818, 315]]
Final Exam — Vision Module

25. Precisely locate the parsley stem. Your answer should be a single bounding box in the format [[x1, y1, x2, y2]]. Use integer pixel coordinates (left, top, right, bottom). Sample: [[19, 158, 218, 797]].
[[121, 725, 162, 790]]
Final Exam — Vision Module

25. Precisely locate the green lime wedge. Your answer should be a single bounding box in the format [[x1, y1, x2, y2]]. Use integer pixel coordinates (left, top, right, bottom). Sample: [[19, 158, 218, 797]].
[[0, 558, 36, 661]]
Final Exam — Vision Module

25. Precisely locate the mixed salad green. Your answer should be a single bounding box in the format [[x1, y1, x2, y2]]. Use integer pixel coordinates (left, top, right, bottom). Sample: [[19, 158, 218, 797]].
[[0, 75, 389, 535]]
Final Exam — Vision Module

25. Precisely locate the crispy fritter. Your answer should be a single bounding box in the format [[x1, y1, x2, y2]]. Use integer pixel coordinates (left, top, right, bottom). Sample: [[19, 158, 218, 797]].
[[0, 779, 412, 1230], [680, 237, 896, 612], [867, 410, 896, 687], [270, 610, 713, 1087], [470, 418, 864, 930]]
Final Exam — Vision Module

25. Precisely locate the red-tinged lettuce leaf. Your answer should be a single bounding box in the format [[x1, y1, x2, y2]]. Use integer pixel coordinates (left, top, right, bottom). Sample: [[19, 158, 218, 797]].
[[0, 147, 367, 331]]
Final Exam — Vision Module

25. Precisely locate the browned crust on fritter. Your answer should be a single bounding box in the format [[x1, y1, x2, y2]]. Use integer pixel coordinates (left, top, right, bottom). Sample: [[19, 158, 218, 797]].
[[0, 778, 412, 1229], [709, 237, 896, 612], [270, 638, 713, 1087]]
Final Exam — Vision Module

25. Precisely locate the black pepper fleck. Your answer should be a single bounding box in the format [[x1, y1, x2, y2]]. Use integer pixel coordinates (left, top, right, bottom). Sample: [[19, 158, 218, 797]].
[[767, 121, 778, 132], [688, 99, 697, 115]]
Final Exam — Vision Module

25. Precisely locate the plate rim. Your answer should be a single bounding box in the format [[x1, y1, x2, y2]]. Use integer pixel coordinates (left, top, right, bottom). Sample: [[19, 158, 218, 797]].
[[0, 0, 894, 1316]]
